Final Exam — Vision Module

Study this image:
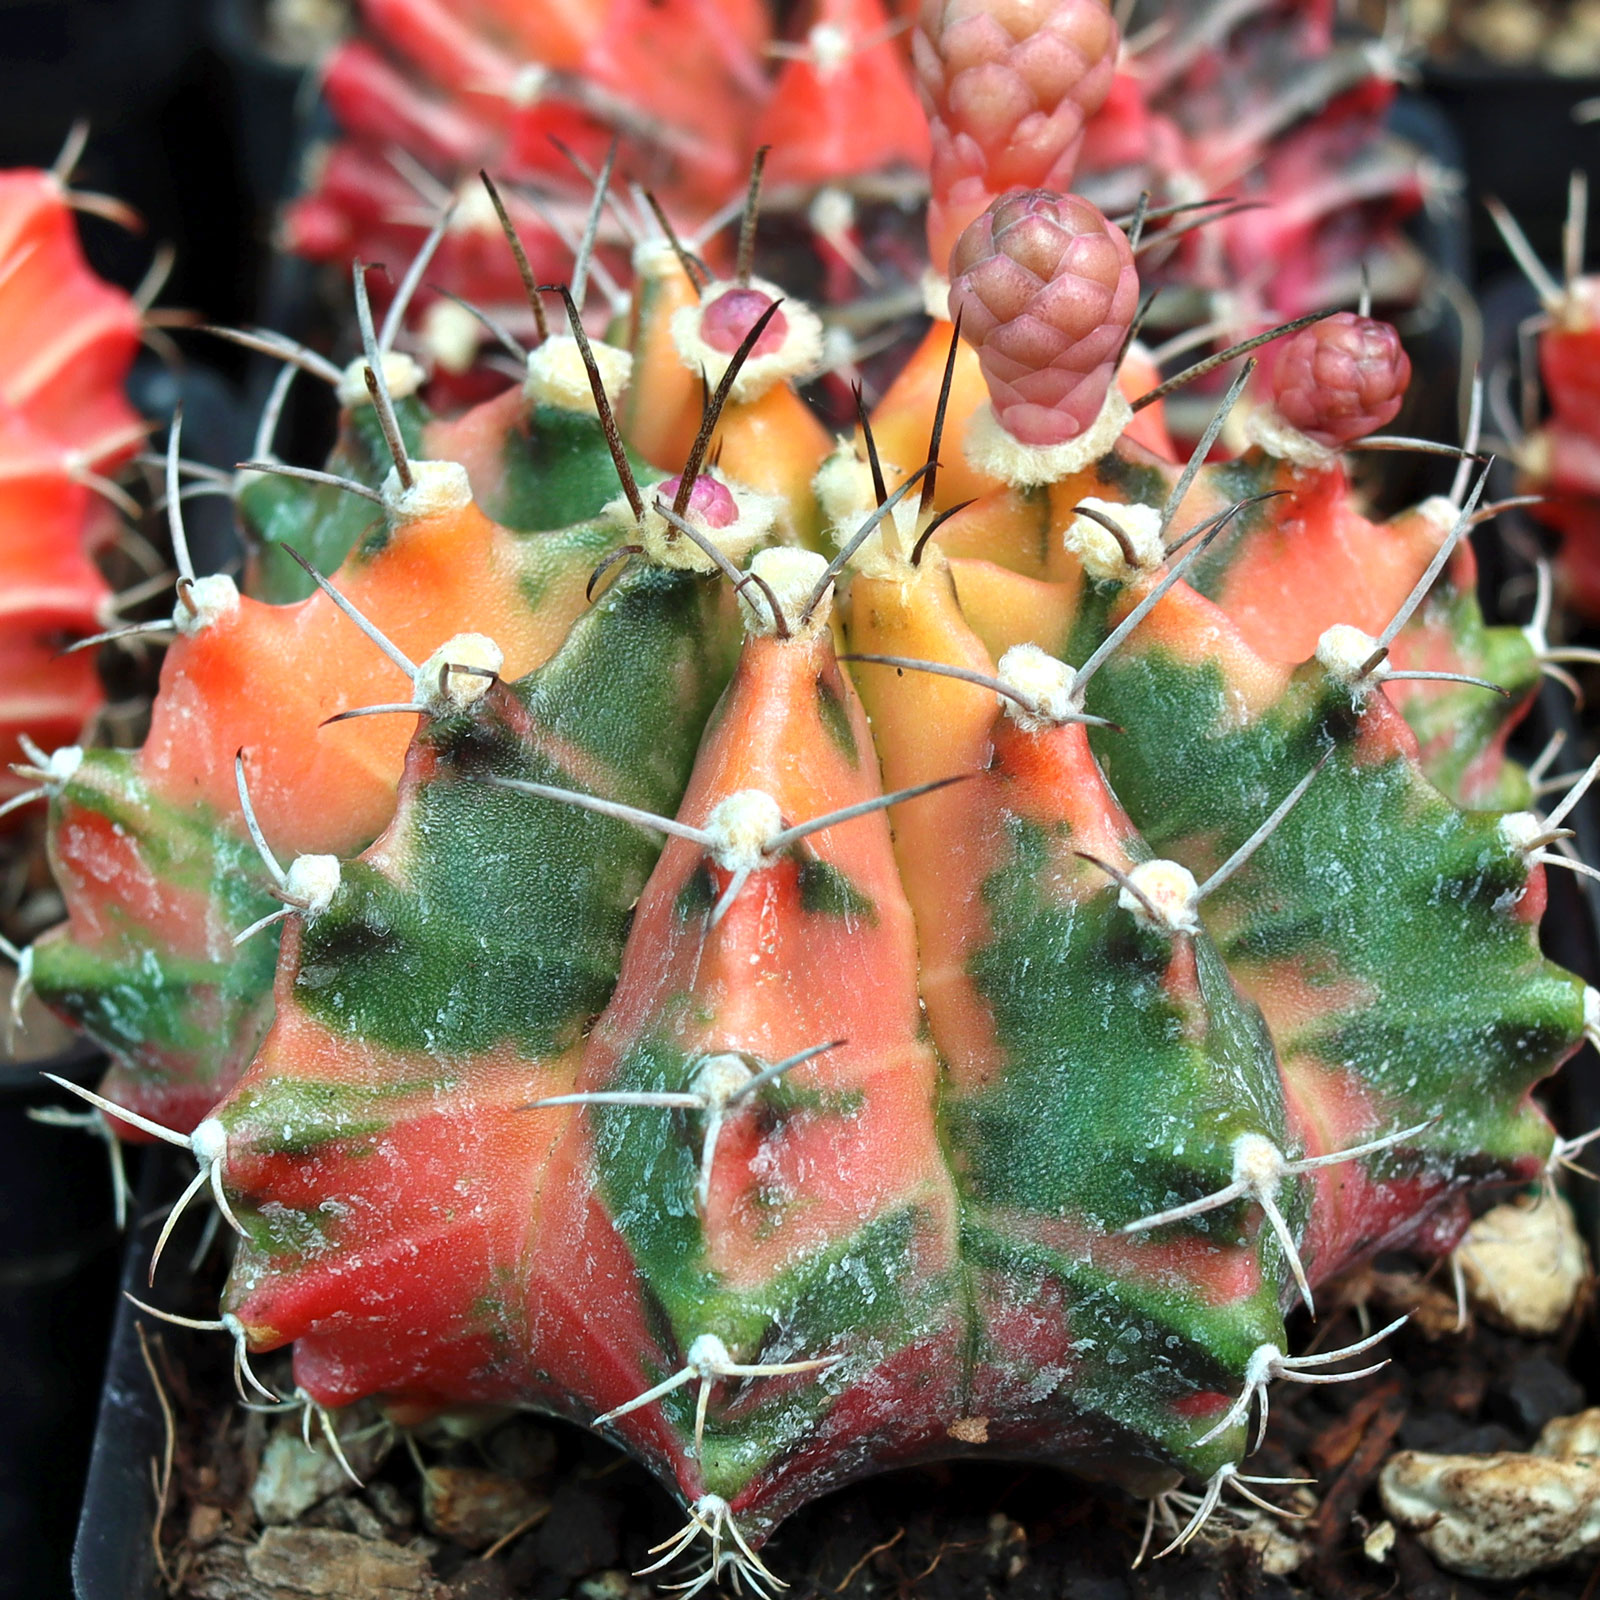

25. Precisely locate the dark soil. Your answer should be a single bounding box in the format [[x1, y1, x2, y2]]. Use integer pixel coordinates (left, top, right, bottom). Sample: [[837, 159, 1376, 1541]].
[[104, 1161, 1600, 1600]]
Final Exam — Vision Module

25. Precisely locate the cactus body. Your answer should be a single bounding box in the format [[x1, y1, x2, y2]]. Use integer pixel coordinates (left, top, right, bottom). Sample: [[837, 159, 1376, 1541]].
[[30, 163, 1595, 1584]]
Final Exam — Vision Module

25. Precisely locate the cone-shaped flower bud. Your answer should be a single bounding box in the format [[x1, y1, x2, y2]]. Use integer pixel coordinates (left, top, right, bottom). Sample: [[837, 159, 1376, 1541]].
[[949, 189, 1137, 448], [914, 0, 1120, 268], [1270, 313, 1411, 450]]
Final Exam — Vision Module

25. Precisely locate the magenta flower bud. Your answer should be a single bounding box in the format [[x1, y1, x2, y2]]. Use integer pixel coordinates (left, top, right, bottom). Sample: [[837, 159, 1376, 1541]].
[[914, 0, 1120, 269], [948, 189, 1138, 449], [1271, 313, 1411, 449], [698, 287, 790, 358], [657, 473, 740, 528]]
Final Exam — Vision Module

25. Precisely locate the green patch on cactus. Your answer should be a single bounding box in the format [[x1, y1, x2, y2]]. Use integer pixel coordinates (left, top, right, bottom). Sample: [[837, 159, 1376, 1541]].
[[815, 672, 860, 765], [240, 397, 428, 603], [960, 1222, 1274, 1480], [1083, 646, 1581, 1164], [479, 403, 661, 532], [223, 1075, 429, 1156], [796, 858, 875, 920], [32, 752, 281, 1081], [292, 567, 737, 1054], [1391, 597, 1540, 811], [509, 517, 620, 613]]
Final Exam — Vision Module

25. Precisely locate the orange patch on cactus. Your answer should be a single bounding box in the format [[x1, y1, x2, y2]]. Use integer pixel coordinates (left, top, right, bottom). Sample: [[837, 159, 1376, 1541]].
[[870, 321, 1001, 510], [575, 627, 958, 1289], [1207, 470, 1449, 666], [140, 496, 589, 857], [949, 556, 1077, 659]]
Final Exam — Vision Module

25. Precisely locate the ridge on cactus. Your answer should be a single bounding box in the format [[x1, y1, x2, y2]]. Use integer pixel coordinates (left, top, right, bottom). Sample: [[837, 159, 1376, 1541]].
[[0, 139, 145, 826], [27, 138, 1600, 1590]]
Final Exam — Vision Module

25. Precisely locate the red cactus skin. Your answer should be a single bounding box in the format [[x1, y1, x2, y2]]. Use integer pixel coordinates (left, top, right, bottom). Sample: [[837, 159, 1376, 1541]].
[[1523, 282, 1600, 615], [0, 169, 142, 816], [755, 0, 932, 194], [1269, 312, 1410, 450], [948, 188, 1137, 447], [913, 0, 1120, 270]]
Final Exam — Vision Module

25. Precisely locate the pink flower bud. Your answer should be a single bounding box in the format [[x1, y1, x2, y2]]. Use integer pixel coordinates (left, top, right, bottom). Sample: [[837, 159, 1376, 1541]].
[[1270, 313, 1411, 449], [948, 190, 1138, 448], [914, 0, 1120, 269], [699, 287, 790, 358], [657, 474, 740, 528]]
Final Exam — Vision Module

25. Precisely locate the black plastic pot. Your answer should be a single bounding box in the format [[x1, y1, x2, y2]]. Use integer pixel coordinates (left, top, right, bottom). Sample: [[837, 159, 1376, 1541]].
[[1424, 67, 1600, 280], [0, 1042, 126, 1600], [70, 1151, 173, 1600]]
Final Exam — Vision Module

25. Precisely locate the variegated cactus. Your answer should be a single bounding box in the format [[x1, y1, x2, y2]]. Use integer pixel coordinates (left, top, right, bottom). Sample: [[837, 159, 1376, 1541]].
[[29, 152, 1600, 1585]]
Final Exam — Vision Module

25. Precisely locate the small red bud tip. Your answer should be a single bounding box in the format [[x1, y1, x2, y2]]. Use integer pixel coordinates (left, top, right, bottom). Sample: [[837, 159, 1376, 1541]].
[[949, 189, 1138, 448], [1270, 312, 1411, 449], [915, 0, 1120, 267], [699, 288, 790, 357], [660, 474, 740, 527]]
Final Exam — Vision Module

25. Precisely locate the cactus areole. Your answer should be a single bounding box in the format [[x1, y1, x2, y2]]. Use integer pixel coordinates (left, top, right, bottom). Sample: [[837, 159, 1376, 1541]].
[[32, 150, 1598, 1587]]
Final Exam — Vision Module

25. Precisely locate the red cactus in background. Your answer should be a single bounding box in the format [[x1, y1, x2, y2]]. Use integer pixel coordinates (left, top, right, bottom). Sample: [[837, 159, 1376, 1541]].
[[1073, 0, 1426, 335], [0, 161, 142, 822]]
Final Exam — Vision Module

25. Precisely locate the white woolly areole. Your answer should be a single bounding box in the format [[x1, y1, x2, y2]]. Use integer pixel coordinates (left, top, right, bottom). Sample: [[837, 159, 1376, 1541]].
[[847, 498, 921, 577], [923, 269, 952, 321], [383, 459, 472, 522], [36, 744, 83, 788], [190, 1117, 228, 1164], [336, 351, 423, 410], [524, 334, 633, 415], [808, 185, 853, 237], [703, 789, 784, 872], [284, 854, 341, 916], [1231, 1131, 1288, 1195], [963, 388, 1134, 488], [1586, 986, 1600, 1036], [687, 1333, 735, 1374], [415, 633, 503, 709], [1120, 858, 1201, 934], [174, 574, 240, 636], [632, 236, 682, 281], [997, 644, 1082, 728], [616, 477, 779, 573], [814, 442, 884, 527], [420, 297, 482, 377], [1243, 404, 1337, 469], [504, 63, 550, 109], [692, 1052, 754, 1103], [1416, 495, 1462, 532], [1063, 497, 1165, 580], [669, 279, 823, 403], [740, 547, 831, 637], [813, 442, 925, 576], [449, 177, 506, 235], [1499, 811, 1547, 854], [1315, 622, 1385, 686]]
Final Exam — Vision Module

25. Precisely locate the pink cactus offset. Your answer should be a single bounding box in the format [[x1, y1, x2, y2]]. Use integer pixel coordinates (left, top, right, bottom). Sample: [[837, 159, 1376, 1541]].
[[948, 187, 1137, 447], [1271, 311, 1412, 449], [914, 0, 1120, 270]]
